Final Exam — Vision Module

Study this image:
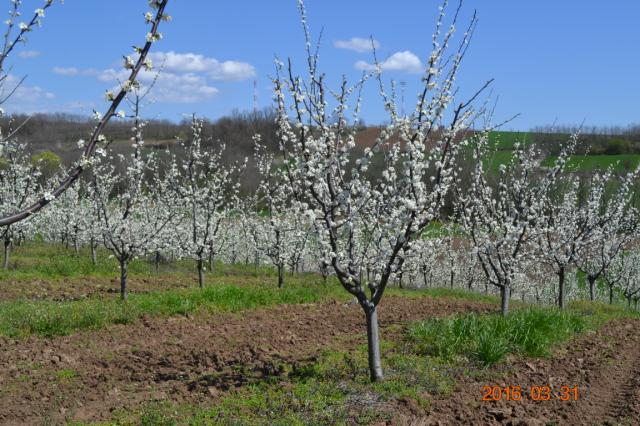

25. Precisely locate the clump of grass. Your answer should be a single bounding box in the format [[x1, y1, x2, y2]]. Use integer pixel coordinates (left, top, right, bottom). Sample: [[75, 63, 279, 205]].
[[0, 283, 347, 339], [407, 308, 589, 366], [55, 369, 77, 381]]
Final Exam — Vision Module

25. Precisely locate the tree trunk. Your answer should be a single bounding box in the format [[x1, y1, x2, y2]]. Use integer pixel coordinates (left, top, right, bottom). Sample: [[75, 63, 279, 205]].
[[277, 264, 284, 288], [364, 303, 383, 382], [588, 274, 596, 301], [500, 285, 510, 317], [557, 267, 566, 309], [197, 257, 205, 288], [119, 259, 128, 301], [90, 239, 97, 265], [609, 285, 614, 305], [3, 239, 10, 270], [154, 250, 160, 272], [73, 238, 79, 255], [450, 269, 454, 289]]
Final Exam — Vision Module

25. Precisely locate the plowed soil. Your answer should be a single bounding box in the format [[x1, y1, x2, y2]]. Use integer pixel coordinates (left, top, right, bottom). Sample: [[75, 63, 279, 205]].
[[0, 295, 491, 425], [0, 275, 193, 302], [0, 294, 638, 425], [413, 318, 640, 425]]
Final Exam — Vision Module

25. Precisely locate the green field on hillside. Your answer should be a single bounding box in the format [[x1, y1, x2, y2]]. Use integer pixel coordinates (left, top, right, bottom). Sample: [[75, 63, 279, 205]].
[[542, 154, 640, 172]]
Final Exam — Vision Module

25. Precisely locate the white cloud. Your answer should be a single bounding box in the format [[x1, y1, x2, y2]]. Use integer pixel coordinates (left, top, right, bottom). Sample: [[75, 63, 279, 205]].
[[334, 37, 380, 53], [0, 74, 55, 112], [79, 67, 219, 104], [148, 51, 256, 82], [209, 60, 256, 82], [18, 50, 41, 59], [355, 51, 423, 74], [52, 67, 80, 76], [52, 51, 252, 105]]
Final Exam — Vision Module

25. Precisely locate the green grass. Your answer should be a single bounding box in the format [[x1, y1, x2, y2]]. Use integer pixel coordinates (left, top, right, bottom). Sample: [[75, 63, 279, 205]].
[[407, 307, 589, 366], [0, 282, 348, 339], [542, 154, 640, 172], [480, 150, 516, 174], [487, 131, 532, 150], [0, 242, 183, 281]]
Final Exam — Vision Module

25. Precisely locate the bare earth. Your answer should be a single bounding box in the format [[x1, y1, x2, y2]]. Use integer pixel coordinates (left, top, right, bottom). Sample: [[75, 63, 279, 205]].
[[0, 293, 638, 425]]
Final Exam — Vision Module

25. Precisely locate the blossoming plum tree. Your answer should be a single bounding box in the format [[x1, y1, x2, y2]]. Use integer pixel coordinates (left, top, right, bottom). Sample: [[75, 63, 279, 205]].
[[173, 117, 243, 287], [274, 0, 489, 381], [573, 168, 640, 301], [89, 94, 179, 300], [0, 0, 171, 227], [458, 139, 572, 315]]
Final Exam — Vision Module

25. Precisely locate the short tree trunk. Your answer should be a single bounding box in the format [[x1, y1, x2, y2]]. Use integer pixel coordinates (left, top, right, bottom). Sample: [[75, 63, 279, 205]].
[[3, 239, 10, 270], [277, 264, 284, 288], [588, 274, 597, 301], [364, 303, 383, 382], [119, 259, 129, 301], [90, 239, 97, 265], [154, 250, 161, 272], [500, 285, 510, 317], [197, 257, 205, 288], [557, 267, 566, 309], [609, 285, 614, 305]]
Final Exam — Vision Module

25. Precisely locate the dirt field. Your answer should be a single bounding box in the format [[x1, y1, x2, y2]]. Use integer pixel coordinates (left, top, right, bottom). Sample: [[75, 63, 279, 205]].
[[0, 288, 638, 425], [423, 318, 640, 425]]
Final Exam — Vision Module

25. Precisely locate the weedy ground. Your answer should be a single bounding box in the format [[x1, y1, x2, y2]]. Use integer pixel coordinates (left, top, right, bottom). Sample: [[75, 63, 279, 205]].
[[0, 243, 638, 425]]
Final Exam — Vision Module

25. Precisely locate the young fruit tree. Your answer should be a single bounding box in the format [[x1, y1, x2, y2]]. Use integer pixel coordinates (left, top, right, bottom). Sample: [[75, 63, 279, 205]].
[[573, 168, 640, 301], [0, 0, 170, 227], [173, 117, 243, 287], [274, 0, 490, 381], [534, 141, 619, 309], [90, 99, 179, 300], [457, 140, 569, 315], [253, 139, 311, 287], [0, 133, 42, 268]]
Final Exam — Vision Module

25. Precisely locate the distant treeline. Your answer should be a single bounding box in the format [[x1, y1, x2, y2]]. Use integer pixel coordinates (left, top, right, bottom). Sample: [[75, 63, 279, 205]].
[[530, 124, 640, 155], [0, 109, 281, 165]]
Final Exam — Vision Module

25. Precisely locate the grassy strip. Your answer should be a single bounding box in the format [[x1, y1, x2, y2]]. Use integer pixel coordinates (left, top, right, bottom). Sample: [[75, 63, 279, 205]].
[[0, 282, 347, 339], [541, 154, 640, 172], [406, 303, 639, 367]]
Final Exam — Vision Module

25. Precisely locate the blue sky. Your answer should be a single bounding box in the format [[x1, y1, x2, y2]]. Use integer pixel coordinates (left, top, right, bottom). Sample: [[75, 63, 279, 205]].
[[3, 0, 640, 130]]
